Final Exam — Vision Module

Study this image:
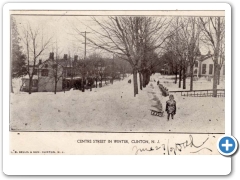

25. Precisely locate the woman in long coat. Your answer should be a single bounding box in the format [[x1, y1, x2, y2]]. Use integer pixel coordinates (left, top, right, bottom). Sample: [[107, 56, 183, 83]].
[[165, 94, 176, 120]]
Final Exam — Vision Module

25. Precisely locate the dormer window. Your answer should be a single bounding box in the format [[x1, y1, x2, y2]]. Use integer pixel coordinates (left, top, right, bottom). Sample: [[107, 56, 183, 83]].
[[45, 64, 48, 68]]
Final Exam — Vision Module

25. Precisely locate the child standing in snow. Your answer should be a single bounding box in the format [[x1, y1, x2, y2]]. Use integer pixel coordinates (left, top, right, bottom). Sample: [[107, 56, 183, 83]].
[[165, 94, 176, 120]]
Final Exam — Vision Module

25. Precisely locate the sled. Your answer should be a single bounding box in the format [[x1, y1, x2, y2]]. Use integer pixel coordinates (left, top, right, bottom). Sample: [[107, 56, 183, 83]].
[[150, 109, 164, 117]]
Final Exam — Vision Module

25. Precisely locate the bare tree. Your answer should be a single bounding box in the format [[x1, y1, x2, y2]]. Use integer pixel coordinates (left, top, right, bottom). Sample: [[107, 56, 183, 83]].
[[217, 37, 225, 85], [183, 17, 201, 91], [21, 23, 52, 94], [199, 17, 225, 97], [72, 16, 173, 97], [167, 17, 201, 90], [166, 29, 187, 88]]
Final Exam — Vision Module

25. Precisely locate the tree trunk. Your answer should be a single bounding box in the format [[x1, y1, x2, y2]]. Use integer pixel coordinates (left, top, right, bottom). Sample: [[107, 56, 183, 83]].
[[212, 17, 221, 97], [11, 79, 14, 93], [139, 72, 143, 90], [178, 69, 182, 88], [217, 67, 221, 85], [133, 69, 138, 97], [175, 73, 178, 84], [142, 71, 146, 88], [183, 67, 186, 89], [95, 78, 98, 88], [145, 71, 150, 86], [29, 76, 33, 94], [212, 63, 218, 97], [174, 66, 178, 84], [190, 65, 194, 91], [54, 81, 57, 94], [147, 72, 150, 85], [82, 77, 85, 92]]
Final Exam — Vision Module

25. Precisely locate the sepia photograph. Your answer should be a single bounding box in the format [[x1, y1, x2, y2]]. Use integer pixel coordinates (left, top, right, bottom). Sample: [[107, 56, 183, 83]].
[[9, 11, 225, 134], [2, 2, 235, 176]]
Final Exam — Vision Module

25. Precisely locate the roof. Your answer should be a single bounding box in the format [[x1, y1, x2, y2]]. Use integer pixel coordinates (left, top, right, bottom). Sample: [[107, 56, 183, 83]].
[[65, 76, 82, 80], [57, 59, 73, 67], [39, 58, 65, 68], [196, 54, 213, 62], [22, 75, 38, 80]]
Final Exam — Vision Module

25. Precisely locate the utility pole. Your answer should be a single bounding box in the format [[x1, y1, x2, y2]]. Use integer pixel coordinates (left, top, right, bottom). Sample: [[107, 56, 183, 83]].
[[81, 31, 90, 60], [81, 31, 90, 92]]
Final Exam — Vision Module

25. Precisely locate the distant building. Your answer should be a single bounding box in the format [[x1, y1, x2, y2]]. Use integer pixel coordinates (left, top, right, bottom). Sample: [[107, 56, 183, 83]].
[[20, 53, 103, 92], [21, 53, 71, 92], [162, 52, 225, 79], [191, 52, 225, 79]]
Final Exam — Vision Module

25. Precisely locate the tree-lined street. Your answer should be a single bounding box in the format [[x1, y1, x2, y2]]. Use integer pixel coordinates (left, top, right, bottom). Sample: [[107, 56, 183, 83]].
[[11, 73, 224, 132]]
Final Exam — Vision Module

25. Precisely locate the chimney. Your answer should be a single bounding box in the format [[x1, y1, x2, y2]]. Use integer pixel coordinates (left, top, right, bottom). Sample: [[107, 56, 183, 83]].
[[74, 55, 78, 61], [39, 59, 42, 64], [49, 52, 54, 59], [64, 54, 68, 60]]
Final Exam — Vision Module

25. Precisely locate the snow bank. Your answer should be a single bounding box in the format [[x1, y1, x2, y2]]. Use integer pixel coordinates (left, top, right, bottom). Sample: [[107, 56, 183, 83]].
[[10, 74, 224, 133]]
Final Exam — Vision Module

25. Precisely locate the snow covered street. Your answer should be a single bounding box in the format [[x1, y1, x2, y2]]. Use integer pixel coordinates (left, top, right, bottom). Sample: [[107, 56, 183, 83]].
[[10, 74, 224, 133]]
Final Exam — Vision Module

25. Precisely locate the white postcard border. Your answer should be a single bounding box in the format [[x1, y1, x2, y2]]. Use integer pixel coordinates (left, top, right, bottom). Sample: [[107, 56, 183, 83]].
[[3, 2, 231, 175]]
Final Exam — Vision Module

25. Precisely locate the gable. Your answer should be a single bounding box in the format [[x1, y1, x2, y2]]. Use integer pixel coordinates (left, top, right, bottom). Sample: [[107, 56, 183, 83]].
[[201, 57, 214, 65]]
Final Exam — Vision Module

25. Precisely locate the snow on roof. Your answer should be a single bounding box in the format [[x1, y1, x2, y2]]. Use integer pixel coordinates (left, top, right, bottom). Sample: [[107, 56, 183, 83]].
[[21, 75, 38, 80], [197, 54, 213, 61], [65, 76, 82, 80]]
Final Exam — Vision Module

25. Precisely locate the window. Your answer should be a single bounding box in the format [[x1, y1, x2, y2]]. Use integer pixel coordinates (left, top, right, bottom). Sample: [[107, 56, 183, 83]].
[[195, 61, 198, 67], [52, 64, 57, 69], [33, 69, 38, 75], [45, 64, 48, 68], [223, 65, 225, 75], [67, 70, 72, 77], [194, 69, 198, 74], [202, 64, 206, 74], [209, 64, 213, 74], [41, 69, 48, 76], [32, 80, 38, 87]]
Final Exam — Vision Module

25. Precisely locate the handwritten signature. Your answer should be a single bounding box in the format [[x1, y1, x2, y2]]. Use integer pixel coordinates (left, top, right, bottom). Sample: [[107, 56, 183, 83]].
[[132, 135, 212, 155]]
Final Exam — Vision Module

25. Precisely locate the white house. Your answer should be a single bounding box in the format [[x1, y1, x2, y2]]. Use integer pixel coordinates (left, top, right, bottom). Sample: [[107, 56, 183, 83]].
[[193, 54, 225, 79]]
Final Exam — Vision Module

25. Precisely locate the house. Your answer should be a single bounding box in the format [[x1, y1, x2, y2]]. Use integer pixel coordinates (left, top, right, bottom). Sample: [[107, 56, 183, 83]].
[[192, 52, 225, 79], [162, 51, 225, 80], [38, 54, 64, 92], [21, 53, 64, 92]]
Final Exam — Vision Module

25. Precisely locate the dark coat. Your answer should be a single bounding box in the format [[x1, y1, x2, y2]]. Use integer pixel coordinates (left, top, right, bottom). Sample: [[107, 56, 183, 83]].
[[165, 100, 176, 114]]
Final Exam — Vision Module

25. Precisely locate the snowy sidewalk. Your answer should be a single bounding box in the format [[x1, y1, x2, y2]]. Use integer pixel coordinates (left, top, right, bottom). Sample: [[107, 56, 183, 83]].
[[10, 73, 224, 133]]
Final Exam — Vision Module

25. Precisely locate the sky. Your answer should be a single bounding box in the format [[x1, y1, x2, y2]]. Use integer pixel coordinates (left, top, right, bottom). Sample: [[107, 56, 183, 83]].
[[13, 15, 218, 62], [13, 15, 101, 60]]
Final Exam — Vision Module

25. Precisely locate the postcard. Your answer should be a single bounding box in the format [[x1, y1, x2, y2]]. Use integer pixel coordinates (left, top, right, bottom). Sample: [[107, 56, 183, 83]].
[[3, 3, 232, 175]]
